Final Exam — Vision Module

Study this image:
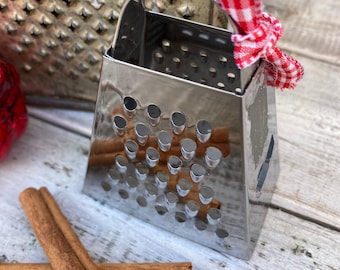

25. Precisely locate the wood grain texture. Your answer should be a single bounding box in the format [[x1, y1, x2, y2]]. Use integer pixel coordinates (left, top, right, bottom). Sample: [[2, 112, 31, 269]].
[[263, 0, 340, 65], [273, 55, 340, 230]]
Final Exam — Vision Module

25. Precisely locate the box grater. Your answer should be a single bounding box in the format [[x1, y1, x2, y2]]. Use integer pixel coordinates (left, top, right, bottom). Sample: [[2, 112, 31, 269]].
[[83, 0, 279, 260]]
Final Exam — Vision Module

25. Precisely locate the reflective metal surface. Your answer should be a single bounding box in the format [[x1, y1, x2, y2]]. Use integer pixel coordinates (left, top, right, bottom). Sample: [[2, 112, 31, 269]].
[[0, 0, 219, 104], [83, 0, 279, 260]]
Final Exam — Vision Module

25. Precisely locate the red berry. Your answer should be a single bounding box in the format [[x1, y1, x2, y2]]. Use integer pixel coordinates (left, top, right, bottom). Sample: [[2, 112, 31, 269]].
[[0, 58, 28, 161]]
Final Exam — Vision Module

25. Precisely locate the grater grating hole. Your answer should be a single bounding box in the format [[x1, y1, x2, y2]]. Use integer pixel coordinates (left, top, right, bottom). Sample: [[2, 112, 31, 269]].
[[182, 73, 189, 79], [167, 155, 183, 175], [135, 163, 148, 181], [39, 15, 52, 28], [118, 189, 129, 199], [170, 112, 186, 134], [190, 62, 198, 72], [185, 200, 200, 218], [4, 23, 17, 35], [155, 171, 169, 189], [0, 2, 7, 12], [67, 19, 80, 31], [180, 45, 189, 57], [135, 123, 150, 145], [180, 138, 197, 161], [155, 205, 168, 215], [126, 175, 139, 190], [115, 155, 129, 173], [147, 104, 161, 126], [207, 208, 221, 225], [30, 26, 42, 38], [227, 72, 236, 83], [235, 87, 243, 94], [200, 78, 207, 84], [198, 33, 209, 41], [165, 67, 172, 74], [146, 147, 160, 168], [112, 115, 127, 136], [136, 196, 147, 207], [145, 183, 158, 199], [175, 212, 187, 223], [195, 219, 208, 231], [205, 147, 223, 169], [165, 191, 179, 208], [62, 0, 74, 7], [123, 96, 137, 118], [216, 228, 229, 239], [21, 35, 33, 47], [47, 66, 55, 75], [199, 50, 208, 62], [101, 181, 112, 191], [50, 5, 63, 18], [23, 3, 36, 15], [209, 67, 217, 78], [217, 82, 225, 89], [22, 64, 32, 72], [78, 7, 93, 21], [125, 140, 138, 160], [172, 57, 181, 67], [196, 120, 212, 143], [107, 167, 120, 182], [95, 22, 109, 35], [162, 39, 171, 53], [219, 56, 228, 65], [154, 51, 164, 64], [199, 185, 215, 205], [176, 178, 193, 197], [190, 163, 206, 183]]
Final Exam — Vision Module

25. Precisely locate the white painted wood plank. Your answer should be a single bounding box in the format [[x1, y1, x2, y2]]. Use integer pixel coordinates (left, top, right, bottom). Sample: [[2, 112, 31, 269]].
[[273, 55, 340, 229], [263, 0, 340, 65], [1, 118, 339, 269], [28, 106, 94, 138]]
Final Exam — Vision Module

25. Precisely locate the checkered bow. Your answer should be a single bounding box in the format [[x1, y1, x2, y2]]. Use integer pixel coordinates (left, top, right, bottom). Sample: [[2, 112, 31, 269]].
[[215, 0, 304, 89]]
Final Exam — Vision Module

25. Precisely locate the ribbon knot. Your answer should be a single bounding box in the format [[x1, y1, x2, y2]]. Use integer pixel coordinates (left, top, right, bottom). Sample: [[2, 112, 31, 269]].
[[232, 12, 282, 68], [216, 0, 304, 89]]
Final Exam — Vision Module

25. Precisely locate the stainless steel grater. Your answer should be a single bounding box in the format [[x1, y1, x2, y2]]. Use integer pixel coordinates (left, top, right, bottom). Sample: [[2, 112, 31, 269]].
[[83, 0, 279, 260]]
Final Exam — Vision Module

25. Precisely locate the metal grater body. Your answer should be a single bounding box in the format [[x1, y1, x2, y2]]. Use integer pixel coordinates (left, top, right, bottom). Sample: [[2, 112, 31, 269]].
[[0, 0, 222, 104], [83, 0, 279, 260]]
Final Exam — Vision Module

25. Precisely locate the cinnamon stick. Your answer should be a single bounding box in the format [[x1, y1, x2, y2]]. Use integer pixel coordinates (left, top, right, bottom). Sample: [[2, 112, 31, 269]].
[[19, 187, 192, 270], [38, 187, 98, 270], [19, 187, 86, 270], [0, 262, 192, 270]]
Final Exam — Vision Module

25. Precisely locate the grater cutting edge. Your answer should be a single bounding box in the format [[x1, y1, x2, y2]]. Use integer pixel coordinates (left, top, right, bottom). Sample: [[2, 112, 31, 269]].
[[83, 0, 279, 260]]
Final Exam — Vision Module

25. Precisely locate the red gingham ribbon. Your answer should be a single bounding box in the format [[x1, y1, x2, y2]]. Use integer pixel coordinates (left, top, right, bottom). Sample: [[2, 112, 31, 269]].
[[215, 0, 304, 89]]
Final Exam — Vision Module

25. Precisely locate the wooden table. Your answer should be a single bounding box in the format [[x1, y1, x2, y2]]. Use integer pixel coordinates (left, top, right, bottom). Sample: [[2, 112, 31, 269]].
[[1, 0, 339, 269]]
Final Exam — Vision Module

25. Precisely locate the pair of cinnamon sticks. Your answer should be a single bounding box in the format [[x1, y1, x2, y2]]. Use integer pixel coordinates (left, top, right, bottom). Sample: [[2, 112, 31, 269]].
[[0, 187, 191, 270]]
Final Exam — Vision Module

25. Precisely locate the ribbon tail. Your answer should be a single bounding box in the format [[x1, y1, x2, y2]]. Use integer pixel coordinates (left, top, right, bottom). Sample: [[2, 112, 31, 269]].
[[264, 48, 304, 89]]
